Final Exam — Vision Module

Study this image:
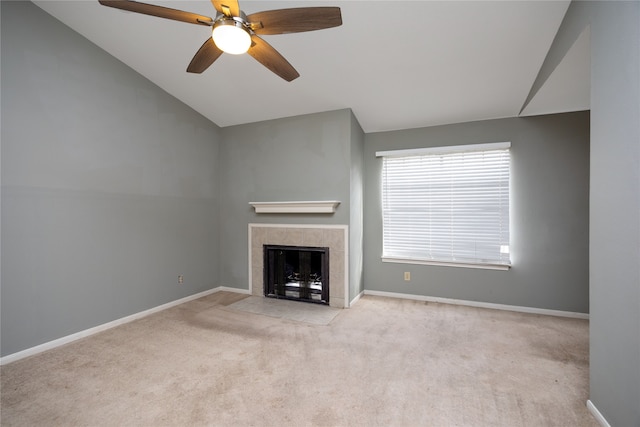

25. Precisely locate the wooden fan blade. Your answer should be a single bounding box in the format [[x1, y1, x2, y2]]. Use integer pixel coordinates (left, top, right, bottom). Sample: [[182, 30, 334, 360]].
[[247, 7, 342, 35], [211, 0, 240, 17], [187, 38, 224, 73], [99, 0, 213, 25], [247, 35, 299, 82]]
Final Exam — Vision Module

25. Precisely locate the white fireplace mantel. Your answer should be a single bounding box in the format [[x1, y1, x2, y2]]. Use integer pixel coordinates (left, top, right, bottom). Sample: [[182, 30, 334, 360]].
[[249, 201, 340, 214]]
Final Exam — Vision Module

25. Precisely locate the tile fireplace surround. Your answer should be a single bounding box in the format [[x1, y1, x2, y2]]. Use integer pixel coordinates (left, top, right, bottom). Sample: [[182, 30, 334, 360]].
[[248, 224, 349, 308]]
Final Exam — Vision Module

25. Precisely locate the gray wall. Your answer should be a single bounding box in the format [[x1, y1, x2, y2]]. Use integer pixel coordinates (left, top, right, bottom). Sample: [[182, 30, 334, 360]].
[[545, 3, 640, 424], [364, 112, 590, 313], [349, 111, 365, 301], [587, 2, 639, 426], [1, 1, 221, 357], [217, 109, 357, 291]]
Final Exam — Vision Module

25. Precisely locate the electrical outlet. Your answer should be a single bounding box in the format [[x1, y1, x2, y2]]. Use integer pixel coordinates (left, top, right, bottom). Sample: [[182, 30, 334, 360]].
[[178, 275, 184, 284], [404, 272, 411, 281]]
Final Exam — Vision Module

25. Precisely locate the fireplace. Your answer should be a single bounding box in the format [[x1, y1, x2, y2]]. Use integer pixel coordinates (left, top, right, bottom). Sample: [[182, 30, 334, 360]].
[[264, 245, 329, 304], [249, 224, 348, 308]]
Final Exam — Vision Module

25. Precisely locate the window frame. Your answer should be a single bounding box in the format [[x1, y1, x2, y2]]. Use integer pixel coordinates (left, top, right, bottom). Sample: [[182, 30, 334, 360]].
[[377, 142, 512, 271]]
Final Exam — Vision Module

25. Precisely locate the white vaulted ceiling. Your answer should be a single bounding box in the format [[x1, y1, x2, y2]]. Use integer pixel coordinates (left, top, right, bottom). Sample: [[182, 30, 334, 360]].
[[32, 0, 589, 133]]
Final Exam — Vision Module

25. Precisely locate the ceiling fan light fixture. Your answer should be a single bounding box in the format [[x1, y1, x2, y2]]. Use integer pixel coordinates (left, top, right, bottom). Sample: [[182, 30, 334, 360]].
[[212, 19, 251, 55]]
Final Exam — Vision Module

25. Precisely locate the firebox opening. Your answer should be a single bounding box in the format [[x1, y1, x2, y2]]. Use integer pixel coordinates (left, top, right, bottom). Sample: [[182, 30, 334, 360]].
[[264, 245, 329, 305]]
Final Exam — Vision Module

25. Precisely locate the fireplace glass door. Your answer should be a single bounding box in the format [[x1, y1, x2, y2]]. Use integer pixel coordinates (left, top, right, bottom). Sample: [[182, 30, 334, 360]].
[[264, 245, 329, 304]]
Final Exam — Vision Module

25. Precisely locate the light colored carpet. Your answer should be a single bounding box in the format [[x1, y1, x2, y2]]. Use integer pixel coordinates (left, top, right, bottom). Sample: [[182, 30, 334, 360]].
[[0, 291, 597, 426], [226, 296, 341, 325]]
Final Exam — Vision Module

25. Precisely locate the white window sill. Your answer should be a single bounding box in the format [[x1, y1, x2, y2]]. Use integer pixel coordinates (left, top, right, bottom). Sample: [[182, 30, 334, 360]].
[[382, 256, 511, 271]]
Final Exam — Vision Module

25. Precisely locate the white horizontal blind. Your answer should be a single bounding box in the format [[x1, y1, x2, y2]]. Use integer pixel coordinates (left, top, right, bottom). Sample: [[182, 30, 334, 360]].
[[380, 144, 511, 267]]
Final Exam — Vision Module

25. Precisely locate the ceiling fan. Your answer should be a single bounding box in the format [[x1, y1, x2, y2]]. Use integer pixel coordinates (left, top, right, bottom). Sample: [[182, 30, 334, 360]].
[[98, 0, 342, 81]]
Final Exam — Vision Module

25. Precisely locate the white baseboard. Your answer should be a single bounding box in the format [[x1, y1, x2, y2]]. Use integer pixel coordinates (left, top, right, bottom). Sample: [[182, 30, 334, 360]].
[[216, 286, 251, 295], [586, 400, 611, 427], [0, 287, 231, 366], [363, 290, 589, 319], [350, 290, 364, 307]]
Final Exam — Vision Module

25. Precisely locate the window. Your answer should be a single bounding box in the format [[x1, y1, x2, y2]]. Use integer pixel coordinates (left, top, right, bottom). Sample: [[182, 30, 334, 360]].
[[377, 142, 511, 270]]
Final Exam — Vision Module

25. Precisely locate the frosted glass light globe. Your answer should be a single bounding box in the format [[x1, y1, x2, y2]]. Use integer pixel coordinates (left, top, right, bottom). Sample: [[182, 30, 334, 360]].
[[212, 21, 251, 55]]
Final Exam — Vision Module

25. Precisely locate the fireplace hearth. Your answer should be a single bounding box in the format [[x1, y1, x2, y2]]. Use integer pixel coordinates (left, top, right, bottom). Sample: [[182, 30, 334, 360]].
[[264, 245, 329, 304]]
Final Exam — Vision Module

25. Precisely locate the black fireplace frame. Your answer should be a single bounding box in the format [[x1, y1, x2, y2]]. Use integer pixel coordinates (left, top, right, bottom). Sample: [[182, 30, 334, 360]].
[[263, 244, 330, 305]]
